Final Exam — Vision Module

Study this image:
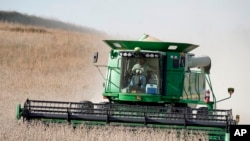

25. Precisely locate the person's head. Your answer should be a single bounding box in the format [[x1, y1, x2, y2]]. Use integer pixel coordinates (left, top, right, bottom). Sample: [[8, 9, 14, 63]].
[[138, 58, 145, 65]]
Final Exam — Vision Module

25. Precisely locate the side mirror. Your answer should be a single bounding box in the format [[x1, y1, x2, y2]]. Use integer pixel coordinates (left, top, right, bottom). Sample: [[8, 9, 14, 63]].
[[228, 87, 234, 96], [93, 52, 98, 63], [216, 87, 235, 103]]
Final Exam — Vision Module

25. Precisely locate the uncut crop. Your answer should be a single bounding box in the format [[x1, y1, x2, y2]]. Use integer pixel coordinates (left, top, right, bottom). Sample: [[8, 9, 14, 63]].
[[1, 121, 208, 141]]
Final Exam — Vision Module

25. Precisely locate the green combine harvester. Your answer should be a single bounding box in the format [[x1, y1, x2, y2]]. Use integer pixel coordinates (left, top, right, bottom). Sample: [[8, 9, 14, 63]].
[[16, 34, 238, 141]]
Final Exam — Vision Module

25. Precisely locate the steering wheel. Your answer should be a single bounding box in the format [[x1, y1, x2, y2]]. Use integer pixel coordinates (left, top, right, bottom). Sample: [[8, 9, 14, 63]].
[[134, 68, 144, 74]]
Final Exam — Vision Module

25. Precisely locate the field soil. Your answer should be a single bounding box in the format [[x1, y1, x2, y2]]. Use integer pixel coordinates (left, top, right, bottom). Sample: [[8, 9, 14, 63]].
[[0, 22, 208, 141]]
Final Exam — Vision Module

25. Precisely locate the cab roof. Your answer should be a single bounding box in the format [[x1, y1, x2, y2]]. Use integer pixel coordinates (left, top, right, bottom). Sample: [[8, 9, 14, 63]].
[[104, 40, 198, 53]]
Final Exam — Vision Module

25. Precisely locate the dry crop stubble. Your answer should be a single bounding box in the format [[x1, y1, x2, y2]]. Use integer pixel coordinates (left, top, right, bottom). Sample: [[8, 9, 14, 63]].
[[1, 121, 208, 141], [0, 22, 208, 141]]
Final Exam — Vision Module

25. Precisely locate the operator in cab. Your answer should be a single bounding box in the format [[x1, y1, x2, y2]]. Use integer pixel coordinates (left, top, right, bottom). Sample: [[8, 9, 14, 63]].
[[130, 58, 153, 88]]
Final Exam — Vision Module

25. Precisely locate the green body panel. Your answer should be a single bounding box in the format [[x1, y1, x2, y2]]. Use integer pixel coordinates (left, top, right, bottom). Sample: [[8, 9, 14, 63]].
[[104, 51, 121, 93], [16, 104, 22, 119], [103, 92, 213, 105], [103, 93, 162, 102], [104, 40, 198, 53], [165, 52, 185, 98]]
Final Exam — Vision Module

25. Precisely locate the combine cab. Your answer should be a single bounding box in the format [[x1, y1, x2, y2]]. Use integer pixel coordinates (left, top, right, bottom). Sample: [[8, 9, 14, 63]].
[[16, 34, 238, 141]]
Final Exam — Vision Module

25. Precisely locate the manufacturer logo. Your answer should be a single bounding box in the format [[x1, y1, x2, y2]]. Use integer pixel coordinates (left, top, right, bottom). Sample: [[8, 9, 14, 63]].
[[136, 95, 141, 101]]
